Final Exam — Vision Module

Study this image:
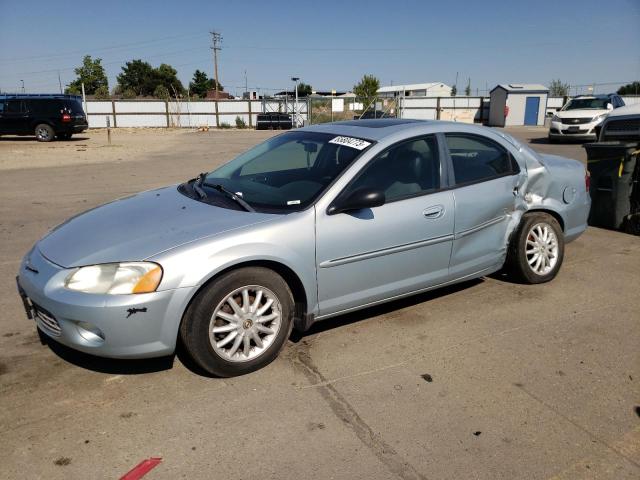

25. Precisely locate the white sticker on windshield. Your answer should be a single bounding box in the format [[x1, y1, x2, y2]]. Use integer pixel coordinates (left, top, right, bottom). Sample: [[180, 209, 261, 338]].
[[329, 136, 371, 150], [287, 200, 301, 205]]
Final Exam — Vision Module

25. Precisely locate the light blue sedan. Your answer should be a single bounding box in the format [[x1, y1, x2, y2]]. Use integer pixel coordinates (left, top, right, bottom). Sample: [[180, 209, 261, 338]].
[[17, 119, 590, 376]]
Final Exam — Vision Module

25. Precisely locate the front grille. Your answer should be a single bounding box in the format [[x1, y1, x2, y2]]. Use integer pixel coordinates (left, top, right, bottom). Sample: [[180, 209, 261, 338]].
[[562, 129, 587, 134], [605, 119, 640, 132], [561, 117, 591, 125], [33, 303, 62, 336]]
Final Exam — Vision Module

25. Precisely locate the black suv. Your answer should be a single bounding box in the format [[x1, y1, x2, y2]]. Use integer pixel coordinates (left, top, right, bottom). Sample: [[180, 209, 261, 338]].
[[0, 94, 89, 141]]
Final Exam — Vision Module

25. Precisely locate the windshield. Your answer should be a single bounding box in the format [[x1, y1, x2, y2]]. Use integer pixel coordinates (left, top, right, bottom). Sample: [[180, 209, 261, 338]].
[[195, 131, 371, 212], [562, 98, 610, 111]]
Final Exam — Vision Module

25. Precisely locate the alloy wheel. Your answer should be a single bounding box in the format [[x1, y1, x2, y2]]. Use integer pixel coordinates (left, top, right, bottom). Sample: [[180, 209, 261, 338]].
[[209, 285, 282, 362], [525, 222, 559, 275]]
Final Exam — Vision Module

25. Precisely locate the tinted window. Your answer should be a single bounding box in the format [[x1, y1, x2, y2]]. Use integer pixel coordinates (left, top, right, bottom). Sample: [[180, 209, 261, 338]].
[[64, 99, 84, 114], [345, 136, 440, 202], [445, 134, 516, 185], [6, 100, 23, 113], [29, 99, 63, 115]]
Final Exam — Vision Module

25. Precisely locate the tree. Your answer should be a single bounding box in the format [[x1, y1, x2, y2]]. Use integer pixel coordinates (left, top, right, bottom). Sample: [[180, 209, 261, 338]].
[[296, 82, 312, 97], [117, 60, 184, 97], [549, 79, 570, 97], [94, 85, 110, 99], [617, 81, 640, 95], [353, 74, 380, 111], [188, 69, 220, 98], [153, 85, 170, 99], [66, 55, 108, 95], [155, 63, 184, 97], [464, 78, 471, 96], [451, 85, 457, 97]]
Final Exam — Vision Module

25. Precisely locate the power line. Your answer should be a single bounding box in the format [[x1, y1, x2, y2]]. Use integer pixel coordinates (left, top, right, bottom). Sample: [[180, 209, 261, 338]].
[[0, 32, 209, 64]]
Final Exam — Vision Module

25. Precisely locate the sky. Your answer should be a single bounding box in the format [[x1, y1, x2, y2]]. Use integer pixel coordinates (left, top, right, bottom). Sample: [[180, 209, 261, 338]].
[[1, 0, 639, 96]]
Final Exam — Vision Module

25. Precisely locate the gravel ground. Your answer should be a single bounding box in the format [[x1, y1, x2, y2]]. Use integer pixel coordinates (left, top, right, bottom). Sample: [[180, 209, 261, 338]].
[[0, 126, 638, 480]]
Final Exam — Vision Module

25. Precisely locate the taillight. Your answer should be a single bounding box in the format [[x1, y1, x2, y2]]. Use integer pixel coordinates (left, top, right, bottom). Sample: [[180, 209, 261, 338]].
[[585, 170, 591, 191], [62, 113, 72, 123]]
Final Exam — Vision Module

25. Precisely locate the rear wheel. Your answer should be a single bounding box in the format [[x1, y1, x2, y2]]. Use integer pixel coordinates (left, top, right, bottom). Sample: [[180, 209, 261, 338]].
[[34, 124, 55, 142], [507, 212, 564, 284], [180, 267, 294, 377]]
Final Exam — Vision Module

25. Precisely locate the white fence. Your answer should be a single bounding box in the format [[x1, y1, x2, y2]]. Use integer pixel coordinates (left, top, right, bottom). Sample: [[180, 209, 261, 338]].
[[85, 99, 308, 128], [398, 96, 640, 124], [86, 96, 640, 128]]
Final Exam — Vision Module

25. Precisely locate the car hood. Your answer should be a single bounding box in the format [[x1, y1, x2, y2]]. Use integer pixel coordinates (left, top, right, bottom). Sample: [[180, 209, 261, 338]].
[[554, 109, 607, 119], [37, 186, 277, 268]]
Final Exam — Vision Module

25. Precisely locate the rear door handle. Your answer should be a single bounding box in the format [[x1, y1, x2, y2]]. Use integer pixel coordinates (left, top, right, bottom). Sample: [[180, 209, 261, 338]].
[[423, 205, 444, 219]]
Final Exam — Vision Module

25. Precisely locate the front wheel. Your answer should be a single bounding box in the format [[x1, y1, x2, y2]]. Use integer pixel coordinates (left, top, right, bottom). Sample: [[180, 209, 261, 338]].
[[180, 267, 294, 377], [507, 213, 565, 284], [34, 124, 55, 142]]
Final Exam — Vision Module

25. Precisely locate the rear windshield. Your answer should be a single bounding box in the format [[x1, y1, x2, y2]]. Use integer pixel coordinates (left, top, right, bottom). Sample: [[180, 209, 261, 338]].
[[63, 99, 85, 114]]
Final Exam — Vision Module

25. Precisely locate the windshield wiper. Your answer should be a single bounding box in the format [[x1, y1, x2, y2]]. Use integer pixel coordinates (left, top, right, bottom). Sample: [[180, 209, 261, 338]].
[[203, 182, 255, 212], [190, 172, 208, 200]]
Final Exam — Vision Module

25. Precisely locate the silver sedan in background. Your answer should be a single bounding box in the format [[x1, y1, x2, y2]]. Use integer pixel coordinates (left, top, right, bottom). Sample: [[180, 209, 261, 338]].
[[17, 119, 590, 377]]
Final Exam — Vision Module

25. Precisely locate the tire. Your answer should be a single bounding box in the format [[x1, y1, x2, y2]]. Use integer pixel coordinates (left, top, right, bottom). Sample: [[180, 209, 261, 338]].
[[34, 124, 55, 142], [58, 133, 72, 140], [179, 267, 295, 377], [506, 212, 564, 284]]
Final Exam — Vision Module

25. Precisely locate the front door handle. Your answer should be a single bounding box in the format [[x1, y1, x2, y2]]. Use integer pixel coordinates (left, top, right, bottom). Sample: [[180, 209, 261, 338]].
[[423, 205, 444, 219]]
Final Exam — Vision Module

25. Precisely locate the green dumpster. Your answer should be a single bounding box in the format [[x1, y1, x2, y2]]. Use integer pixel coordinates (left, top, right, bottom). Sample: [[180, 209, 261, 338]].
[[583, 142, 640, 233]]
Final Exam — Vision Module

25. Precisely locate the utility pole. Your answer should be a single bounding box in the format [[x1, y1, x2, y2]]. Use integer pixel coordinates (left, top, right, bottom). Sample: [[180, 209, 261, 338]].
[[210, 31, 222, 95], [244, 69, 248, 97], [20, 79, 25, 93], [57, 71, 63, 94]]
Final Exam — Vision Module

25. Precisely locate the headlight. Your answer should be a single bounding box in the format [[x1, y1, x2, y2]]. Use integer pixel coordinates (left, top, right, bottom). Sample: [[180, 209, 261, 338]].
[[65, 262, 163, 294], [592, 113, 607, 123], [551, 115, 561, 122]]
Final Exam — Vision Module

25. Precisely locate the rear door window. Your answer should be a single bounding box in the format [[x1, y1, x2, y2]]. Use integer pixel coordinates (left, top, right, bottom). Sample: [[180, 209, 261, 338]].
[[6, 100, 24, 113], [445, 134, 518, 186]]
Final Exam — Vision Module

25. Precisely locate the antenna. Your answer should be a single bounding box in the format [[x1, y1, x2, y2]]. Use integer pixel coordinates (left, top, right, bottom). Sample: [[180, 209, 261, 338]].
[[210, 31, 222, 95]]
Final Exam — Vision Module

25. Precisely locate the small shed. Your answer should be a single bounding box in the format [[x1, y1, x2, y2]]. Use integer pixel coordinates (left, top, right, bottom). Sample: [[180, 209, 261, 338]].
[[489, 84, 548, 127]]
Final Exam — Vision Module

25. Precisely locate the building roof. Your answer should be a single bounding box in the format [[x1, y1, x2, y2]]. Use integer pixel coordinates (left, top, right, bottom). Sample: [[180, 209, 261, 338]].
[[378, 82, 450, 93], [491, 83, 548, 94]]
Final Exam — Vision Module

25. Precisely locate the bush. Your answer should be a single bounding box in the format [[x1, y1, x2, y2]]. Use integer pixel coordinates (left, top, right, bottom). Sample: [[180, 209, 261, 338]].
[[235, 116, 247, 129], [94, 85, 110, 100], [154, 85, 170, 99], [122, 88, 137, 99], [219, 122, 231, 129]]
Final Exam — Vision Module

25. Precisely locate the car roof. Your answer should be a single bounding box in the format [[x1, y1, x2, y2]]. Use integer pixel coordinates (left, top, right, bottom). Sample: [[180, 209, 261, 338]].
[[299, 118, 494, 141]]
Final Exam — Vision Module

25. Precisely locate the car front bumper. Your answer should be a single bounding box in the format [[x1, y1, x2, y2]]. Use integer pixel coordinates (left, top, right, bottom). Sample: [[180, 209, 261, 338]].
[[548, 120, 599, 140], [16, 246, 192, 359]]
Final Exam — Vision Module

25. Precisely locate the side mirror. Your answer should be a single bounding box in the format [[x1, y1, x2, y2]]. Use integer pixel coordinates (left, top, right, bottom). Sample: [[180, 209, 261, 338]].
[[606, 103, 613, 111], [327, 188, 385, 215]]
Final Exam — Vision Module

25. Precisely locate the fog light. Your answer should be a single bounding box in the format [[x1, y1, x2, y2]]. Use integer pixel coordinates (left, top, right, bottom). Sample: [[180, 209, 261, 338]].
[[76, 321, 105, 344]]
